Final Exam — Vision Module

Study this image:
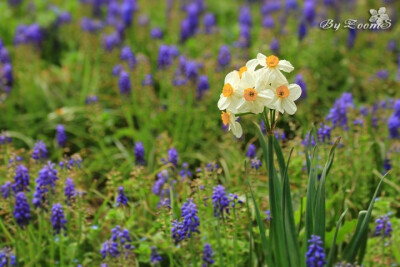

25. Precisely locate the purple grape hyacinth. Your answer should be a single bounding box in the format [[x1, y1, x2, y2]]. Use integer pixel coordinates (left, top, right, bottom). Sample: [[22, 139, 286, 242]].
[[134, 142, 146, 166], [12, 164, 29, 193], [64, 178, 76, 205], [306, 235, 326, 267], [56, 124, 67, 147], [150, 246, 162, 264], [51, 203, 67, 234], [374, 215, 392, 238], [212, 185, 230, 217], [32, 140, 48, 160], [13, 192, 31, 229], [202, 243, 214, 267], [116, 186, 128, 207]]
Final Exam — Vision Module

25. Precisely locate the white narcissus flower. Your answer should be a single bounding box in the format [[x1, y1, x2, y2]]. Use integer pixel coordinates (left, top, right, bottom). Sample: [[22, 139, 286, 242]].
[[236, 71, 274, 114], [261, 70, 302, 115], [221, 111, 243, 138], [217, 71, 242, 112], [246, 53, 294, 81], [369, 7, 389, 26]]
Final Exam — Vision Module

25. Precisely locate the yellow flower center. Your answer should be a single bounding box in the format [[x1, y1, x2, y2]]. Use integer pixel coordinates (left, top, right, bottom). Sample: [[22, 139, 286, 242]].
[[239, 66, 247, 78], [221, 111, 230, 126], [276, 85, 290, 99], [222, 83, 234, 97], [244, 88, 258, 101], [266, 55, 279, 68]]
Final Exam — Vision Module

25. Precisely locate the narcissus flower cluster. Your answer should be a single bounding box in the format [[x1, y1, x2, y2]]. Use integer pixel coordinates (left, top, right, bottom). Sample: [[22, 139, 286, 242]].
[[218, 53, 301, 138]]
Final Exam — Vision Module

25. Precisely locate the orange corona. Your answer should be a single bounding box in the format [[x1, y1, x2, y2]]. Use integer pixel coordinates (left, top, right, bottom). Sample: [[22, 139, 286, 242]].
[[266, 55, 279, 68], [239, 66, 247, 78], [222, 83, 234, 97], [244, 88, 258, 101], [221, 111, 230, 125], [276, 85, 290, 99]]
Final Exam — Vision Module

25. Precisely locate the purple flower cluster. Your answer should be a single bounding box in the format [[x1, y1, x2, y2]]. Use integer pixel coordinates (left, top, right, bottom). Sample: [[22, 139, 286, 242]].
[[14, 24, 42, 47], [305, 235, 326, 267], [101, 225, 134, 259], [180, 2, 201, 42], [64, 178, 76, 205], [179, 162, 192, 179], [0, 247, 17, 266], [0, 132, 12, 145], [388, 100, 400, 138], [116, 186, 128, 207], [202, 243, 214, 267], [81, 18, 103, 32], [217, 45, 231, 68], [250, 158, 262, 170], [32, 162, 59, 207], [212, 185, 230, 217], [85, 95, 99, 104], [374, 215, 392, 238], [246, 144, 256, 158], [1, 182, 11, 199], [326, 93, 354, 129], [236, 6, 252, 48], [167, 148, 179, 167], [317, 124, 331, 143], [295, 74, 307, 99], [32, 140, 48, 161], [56, 124, 67, 147], [134, 142, 146, 166], [12, 164, 30, 193], [51, 203, 67, 234], [118, 71, 131, 95], [150, 246, 162, 264], [0, 39, 13, 94], [13, 192, 31, 229], [204, 13, 216, 34], [142, 74, 153, 86], [171, 199, 200, 243], [197, 75, 210, 100], [150, 27, 163, 39], [158, 44, 179, 69], [302, 132, 316, 147], [120, 46, 137, 69], [152, 170, 169, 196]]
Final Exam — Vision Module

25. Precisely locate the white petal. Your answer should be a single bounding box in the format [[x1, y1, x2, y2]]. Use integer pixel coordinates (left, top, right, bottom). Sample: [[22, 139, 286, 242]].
[[275, 99, 284, 113], [236, 98, 248, 113], [272, 71, 289, 87], [369, 16, 378, 23], [225, 71, 239, 84], [277, 60, 294, 73], [239, 71, 256, 89], [288, 84, 302, 101], [378, 7, 386, 15], [370, 9, 377, 15], [246, 59, 259, 71], [377, 18, 384, 25], [231, 121, 243, 138], [258, 89, 274, 100], [380, 14, 389, 21], [218, 97, 230, 110], [256, 53, 267, 67], [251, 101, 264, 114], [282, 99, 297, 115]]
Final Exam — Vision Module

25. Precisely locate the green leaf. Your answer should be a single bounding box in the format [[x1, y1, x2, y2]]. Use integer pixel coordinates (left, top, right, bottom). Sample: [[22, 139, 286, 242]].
[[326, 209, 348, 267], [256, 123, 287, 267], [314, 138, 340, 243], [342, 172, 388, 263], [282, 147, 301, 267], [244, 161, 273, 266]]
